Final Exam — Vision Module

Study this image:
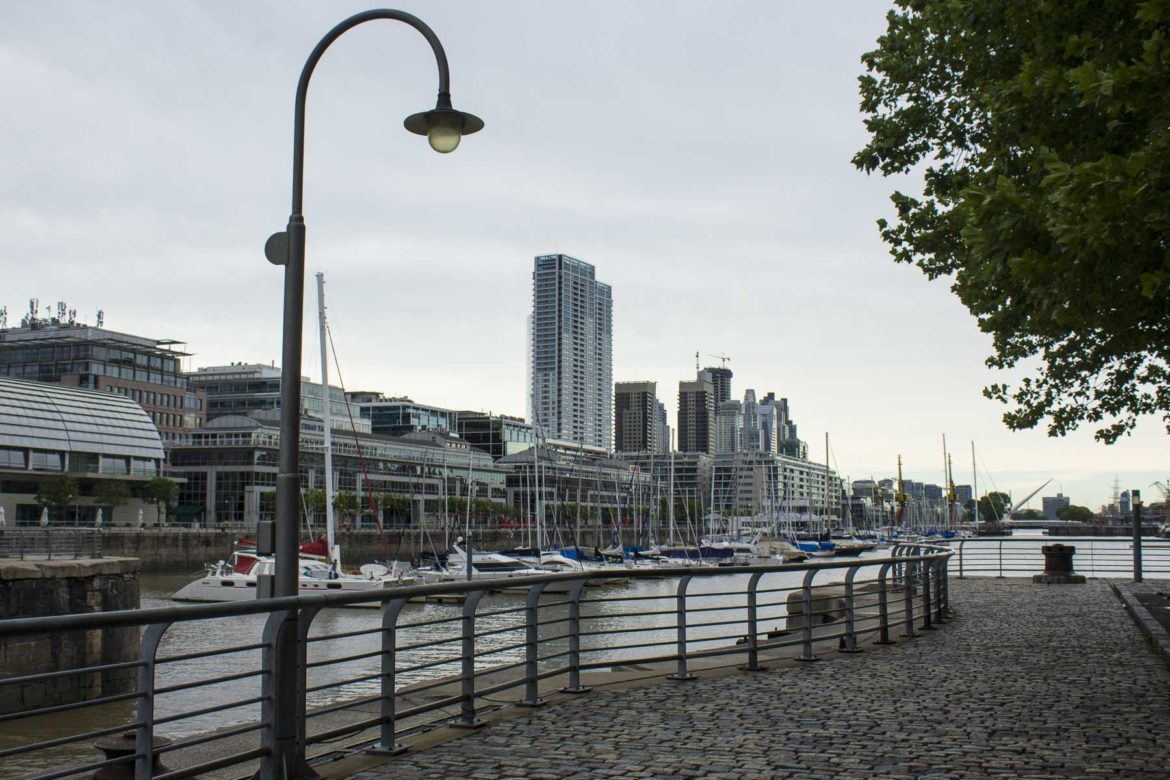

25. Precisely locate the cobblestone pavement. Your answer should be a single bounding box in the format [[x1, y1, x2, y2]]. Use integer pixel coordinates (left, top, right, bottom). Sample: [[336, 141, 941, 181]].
[[353, 579, 1170, 779]]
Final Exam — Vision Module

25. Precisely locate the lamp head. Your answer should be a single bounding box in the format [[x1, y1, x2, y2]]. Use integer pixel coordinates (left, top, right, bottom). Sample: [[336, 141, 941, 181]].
[[404, 92, 483, 154]]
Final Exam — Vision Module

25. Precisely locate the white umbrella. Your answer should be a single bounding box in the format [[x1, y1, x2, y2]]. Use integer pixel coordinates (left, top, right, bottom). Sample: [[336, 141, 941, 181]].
[[137, 508, 145, 529], [95, 508, 103, 529], [40, 507, 49, 527], [0, 506, 6, 528]]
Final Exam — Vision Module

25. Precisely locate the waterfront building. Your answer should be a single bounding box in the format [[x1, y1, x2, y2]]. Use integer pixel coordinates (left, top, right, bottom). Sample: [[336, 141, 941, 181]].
[[347, 392, 457, 437], [1043, 493, 1071, 520], [0, 376, 164, 526], [188, 363, 370, 434], [614, 381, 658, 453], [496, 445, 653, 543], [710, 450, 843, 518], [456, 411, 535, 459], [618, 451, 713, 515], [653, 401, 670, 455], [0, 307, 205, 445], [955, 484, 974, 505], [677, 375, 715, 454], [529, 254, 613, 450], [715, 400, 742, 454], [169, 410, 504, 529], [851, 479, 878, 499]]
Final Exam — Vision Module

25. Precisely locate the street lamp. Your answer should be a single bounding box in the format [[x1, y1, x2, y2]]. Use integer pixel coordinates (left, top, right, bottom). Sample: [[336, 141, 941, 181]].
[[261, 10, 480, 775]]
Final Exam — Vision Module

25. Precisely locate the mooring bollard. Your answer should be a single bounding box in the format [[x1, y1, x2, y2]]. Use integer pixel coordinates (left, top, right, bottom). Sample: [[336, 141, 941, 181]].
[[1033, 543, 1086, 584], [92, 731, 171, 779]]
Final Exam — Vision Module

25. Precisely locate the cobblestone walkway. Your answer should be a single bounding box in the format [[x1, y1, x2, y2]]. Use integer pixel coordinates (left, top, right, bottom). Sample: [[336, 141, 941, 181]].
[[353, 579, 1170, 779]]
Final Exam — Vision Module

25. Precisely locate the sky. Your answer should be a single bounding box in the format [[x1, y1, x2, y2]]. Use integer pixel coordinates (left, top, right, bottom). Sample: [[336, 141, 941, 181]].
[[2, 1, 1165, 511]]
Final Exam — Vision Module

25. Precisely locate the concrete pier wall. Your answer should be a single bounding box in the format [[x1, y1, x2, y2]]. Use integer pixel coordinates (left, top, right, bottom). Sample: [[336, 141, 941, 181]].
[[0, 558, 140, 715]]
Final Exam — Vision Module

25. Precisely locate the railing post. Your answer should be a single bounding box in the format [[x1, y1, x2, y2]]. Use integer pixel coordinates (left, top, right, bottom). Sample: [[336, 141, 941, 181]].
[[875, 562, 894, 645], [920, 557, 935, 630], [519, 582, 548, 706], [134, 622, 170, 780], [797, 568, 819, 662], [666, 574, 696, 680], [901, 552, 917, 638], [932, 559, 947, 623], [258, 608, 296, 777], [1134, 499, 1144, 583], [294, 605, 322, 763], [840, 565, 863, 653], [997, 539, 1004, 578], [560, 579, 591, 694], [369, 597, 409, 755], [743, 571, 766, 671], [957, 540, 965, 579], [453, 589, 487, 728]]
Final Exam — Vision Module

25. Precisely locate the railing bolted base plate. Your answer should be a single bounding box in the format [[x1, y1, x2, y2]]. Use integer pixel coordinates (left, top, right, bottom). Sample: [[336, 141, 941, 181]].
[[560, 685, 592, 694], [365, 744, 409, 757], [666, 672, 697, 681], [449, 718, 486, 730]]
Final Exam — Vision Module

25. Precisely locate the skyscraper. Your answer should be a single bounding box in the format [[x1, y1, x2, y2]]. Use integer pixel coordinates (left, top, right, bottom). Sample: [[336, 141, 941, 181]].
[[529, 254, 613, 450], [614, 381, 657, 453], [678, 375, 715, 454], [703, 366, 733, 406]]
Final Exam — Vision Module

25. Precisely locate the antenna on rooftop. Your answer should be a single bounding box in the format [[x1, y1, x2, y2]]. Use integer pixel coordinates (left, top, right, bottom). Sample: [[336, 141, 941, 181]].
[[0, 307, 6, 329], [695, 350, 700, 372], [96, 309, 105, 328], [56, 302, 66, 322]]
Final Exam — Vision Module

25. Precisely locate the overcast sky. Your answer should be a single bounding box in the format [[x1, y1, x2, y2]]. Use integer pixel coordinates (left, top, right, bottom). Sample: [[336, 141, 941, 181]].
[[3, 1, 1165, 510]]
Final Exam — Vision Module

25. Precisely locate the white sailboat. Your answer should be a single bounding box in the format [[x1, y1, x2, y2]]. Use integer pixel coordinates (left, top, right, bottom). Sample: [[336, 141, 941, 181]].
[[173, 273, 416, 605]]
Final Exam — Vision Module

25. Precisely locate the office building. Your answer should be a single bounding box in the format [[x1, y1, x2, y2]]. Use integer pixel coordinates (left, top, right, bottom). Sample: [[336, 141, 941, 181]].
[[1043, 493, 1071, 520], [954, 484, 974, 505], [715, 400, 742, 454], [677, 376, 715, 454], [0, 304, 205, 445], [456, 412, 535, 459], [187, 363, 370, 434], [653, 401, 670, 454], [614, 381, 658, 453], [0, 376, 164, 526], [348, 392, 457, 437], [529, 254, 613, 450]]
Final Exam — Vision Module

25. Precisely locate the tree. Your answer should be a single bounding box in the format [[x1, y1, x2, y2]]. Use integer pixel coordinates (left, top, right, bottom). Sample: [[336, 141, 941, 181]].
[[978, 492, 1012, 523], [36, 474, 79, 523], [1057, 504, 1096, 522], [854, 1, 1170, 443], [140, 477, 179, 523], [1017, 508, 1044, 520], [93, 480, 131, 511]]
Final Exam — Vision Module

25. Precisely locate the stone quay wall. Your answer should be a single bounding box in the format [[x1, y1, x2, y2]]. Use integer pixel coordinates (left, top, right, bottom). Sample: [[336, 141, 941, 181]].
[[0, 558, 141, 716]]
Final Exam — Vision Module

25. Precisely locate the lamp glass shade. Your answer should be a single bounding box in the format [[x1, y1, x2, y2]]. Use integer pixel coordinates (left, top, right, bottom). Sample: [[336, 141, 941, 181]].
[[428, 124, 462, 153]]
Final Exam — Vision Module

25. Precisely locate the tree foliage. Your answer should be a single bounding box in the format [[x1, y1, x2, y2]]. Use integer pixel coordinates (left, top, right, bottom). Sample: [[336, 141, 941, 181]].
[[93, 480, 131, 508], [36, 474, 79, 511], [1057, 504, 1096, 521], [855, 1, 1170, 443], [140, 477, 179, 520], [978, 491, 1012, 522]]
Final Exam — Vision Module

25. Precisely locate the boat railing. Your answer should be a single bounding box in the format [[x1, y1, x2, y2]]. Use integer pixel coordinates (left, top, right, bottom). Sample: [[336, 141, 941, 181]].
[[948, 535, 1170, 580], [0, 544, 953, 779]]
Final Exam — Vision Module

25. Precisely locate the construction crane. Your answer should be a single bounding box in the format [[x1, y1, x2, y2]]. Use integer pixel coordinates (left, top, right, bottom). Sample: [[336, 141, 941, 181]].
[[707, 353, 731, 369]]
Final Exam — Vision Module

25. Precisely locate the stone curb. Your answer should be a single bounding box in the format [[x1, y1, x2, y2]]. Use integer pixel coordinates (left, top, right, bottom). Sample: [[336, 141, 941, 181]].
[[1110, 580, 1170, 664]]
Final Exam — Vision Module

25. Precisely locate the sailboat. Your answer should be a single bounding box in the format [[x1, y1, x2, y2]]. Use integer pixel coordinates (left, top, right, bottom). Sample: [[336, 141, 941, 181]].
[[173, 273, 416, 605]]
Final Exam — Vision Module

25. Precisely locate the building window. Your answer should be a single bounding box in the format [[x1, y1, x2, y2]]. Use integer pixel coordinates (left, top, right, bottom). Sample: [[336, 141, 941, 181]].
[[100, 456, 129, 475], [30, 450, 64, 471], [0, 447, 27, 469]]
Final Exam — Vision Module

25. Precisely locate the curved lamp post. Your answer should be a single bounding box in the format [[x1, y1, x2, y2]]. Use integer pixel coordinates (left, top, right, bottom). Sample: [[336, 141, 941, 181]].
[[262, 10, 480, 775]]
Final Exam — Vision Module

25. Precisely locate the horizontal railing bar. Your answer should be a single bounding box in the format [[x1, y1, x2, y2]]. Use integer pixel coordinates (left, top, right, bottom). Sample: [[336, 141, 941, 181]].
[[155, 695, 266, 726], [578, 623, 678, 638], [474, 675, 529, 699], [0, 658, 144, 688], [306, 625, 383, 643], [304, 692, 382, 719], [474, 623, 526, 640], [32, 753, 133, 780], [474, 604, 531, 619], [393, 656, 462, 677], [156, 720, 264, 752], [0, 689, 140, 724], [0, 550, 954, 636], [305, 648, 383, 670], [581, 637, 679, 654], [394, 692, 465, 721], [157, 642, 267, 664], [397, 613, 466, 631], [471, 641, 528, 660], [305, 671, 383, 695], [473, 659, 527, 679], [580, 608, 679, 621], [0, 720, 141, 759], [304, 714, 382, 746], [155, 667, 262, 695], [397, 635, 462, 654]]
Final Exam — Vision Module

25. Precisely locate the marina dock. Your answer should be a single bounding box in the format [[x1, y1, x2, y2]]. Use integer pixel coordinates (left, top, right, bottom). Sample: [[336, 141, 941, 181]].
[[330, 578, 1170, 779]]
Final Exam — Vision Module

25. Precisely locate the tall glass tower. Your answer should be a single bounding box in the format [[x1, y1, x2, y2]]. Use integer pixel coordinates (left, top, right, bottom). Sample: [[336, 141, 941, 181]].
[[529, 254, 613, 450]]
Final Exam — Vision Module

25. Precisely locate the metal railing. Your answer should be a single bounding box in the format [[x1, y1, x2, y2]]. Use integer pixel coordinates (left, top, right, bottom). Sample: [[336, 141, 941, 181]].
[[0, 529, 104, 560], [949, 536, 1170, 580], [0, 544, 952, 779]]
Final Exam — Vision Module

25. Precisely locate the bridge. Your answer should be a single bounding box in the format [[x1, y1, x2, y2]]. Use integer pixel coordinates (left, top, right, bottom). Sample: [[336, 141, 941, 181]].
[[2, 541, 1169, 778]]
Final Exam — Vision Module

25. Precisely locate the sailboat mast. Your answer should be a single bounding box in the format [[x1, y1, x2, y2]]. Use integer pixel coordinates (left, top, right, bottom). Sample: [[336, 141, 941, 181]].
[[971, 441, 979, 530], [824, 432, 830, 531], [315, 272, 338, 570]]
